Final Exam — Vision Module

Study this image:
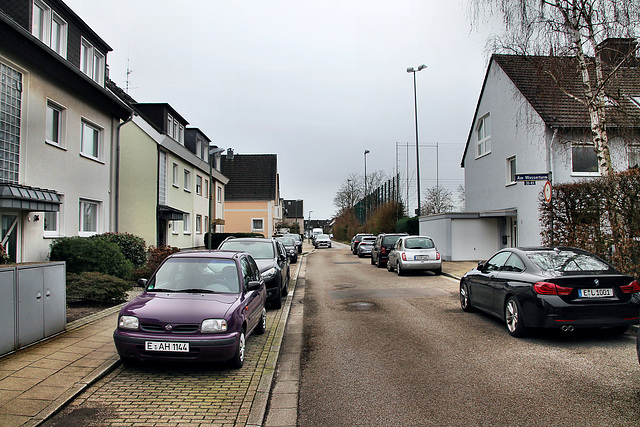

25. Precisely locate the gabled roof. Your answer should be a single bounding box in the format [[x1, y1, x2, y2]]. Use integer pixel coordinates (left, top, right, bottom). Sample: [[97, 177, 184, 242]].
[[221, 154, 278, 201], [462, 50, 640, 167]]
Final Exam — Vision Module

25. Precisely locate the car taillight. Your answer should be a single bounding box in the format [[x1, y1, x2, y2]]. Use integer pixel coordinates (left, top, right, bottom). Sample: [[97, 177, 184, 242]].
[[381, 247, 386, 254], [402, 252, 407, 261], [436, 252, 441, 260], [534, 281, 572, 296], [620, 280, 640, 294]]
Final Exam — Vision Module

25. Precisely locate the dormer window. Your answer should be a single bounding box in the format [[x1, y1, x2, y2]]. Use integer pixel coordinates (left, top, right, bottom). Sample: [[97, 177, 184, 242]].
[[476, 113, 491, 157], [32, 0, 68, 57], [80, 38, 104, 85], [166, 114, 184, 144]]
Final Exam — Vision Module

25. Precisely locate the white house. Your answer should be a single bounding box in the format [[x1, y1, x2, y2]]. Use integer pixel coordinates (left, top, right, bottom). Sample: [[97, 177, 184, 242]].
[[421, 39, 640, 261]]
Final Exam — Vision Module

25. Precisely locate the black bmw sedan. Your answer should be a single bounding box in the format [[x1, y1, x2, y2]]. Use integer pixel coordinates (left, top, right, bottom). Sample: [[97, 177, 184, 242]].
[[459, 247, 640, 337]]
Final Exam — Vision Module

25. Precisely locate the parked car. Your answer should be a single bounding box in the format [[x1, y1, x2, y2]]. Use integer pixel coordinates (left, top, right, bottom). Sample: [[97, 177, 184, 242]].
[[218, 237, 290, 309], [356, 236, 376, 258], [351, 233, 374, 254], [284, 233, 303, 254], [386, 235, 442, 275], [113, 250, 267, 368], [371, 233, 407, 268], [276, 236, 298, 263], [459, 247, 640, 337], [314, 234, 332, 248]]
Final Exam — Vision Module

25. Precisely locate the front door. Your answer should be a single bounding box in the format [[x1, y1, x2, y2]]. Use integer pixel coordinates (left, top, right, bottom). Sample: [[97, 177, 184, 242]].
[[1, 213, 19, 263]]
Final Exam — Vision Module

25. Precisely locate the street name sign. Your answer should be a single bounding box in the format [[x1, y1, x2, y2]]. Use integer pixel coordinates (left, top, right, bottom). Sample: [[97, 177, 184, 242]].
[[515, 173, 549, 181]]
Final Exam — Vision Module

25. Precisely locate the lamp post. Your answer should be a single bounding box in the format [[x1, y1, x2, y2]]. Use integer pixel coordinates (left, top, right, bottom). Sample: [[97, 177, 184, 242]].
[[364, 150, 370, 219], [407, 64, 426, 216], [307, 210, 313, 242], [208, 146, 225, 249]]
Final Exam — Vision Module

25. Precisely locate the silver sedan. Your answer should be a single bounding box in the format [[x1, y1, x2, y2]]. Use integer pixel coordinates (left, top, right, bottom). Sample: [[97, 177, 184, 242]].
[[386, 235, 442, 276]]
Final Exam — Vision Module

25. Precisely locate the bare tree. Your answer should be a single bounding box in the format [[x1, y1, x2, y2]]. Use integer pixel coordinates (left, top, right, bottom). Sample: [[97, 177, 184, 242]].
[[422, 186, 455, 215], [333, 173, 363, 212], [470, 0, 640, 177], [457, 184, 466, 210]]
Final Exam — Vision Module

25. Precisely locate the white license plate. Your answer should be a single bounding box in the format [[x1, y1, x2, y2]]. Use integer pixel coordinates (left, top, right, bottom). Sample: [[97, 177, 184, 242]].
[[578, 288, 614, 298], [145, 341, 190, 352], [414, 255, 429, 261]]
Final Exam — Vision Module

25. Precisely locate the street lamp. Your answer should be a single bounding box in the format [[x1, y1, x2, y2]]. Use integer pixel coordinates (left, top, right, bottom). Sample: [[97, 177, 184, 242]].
[[208, 146, 226, 249], [364, 150, 370, 218], [407, 64, 426, 216], [307, 210, 313, 241]]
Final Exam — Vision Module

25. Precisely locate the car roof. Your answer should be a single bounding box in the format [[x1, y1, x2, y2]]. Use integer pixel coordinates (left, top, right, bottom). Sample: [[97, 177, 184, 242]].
[[166, 250, 241, 260]]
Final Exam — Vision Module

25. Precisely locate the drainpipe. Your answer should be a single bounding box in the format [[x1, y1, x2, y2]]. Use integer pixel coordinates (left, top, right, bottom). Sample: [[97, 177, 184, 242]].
[[548, 128, 558, 246], [115, 114, 135, 232]]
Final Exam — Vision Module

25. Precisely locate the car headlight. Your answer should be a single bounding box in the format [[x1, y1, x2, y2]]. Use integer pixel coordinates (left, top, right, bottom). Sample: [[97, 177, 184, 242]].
[[119, 315, 139, 330], [261, 267, 277, 280], [201, 319, 227, 333]]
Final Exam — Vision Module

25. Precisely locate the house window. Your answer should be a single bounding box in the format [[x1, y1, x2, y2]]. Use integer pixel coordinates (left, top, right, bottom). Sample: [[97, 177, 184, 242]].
[[507, 156, 516, 185], [184, 169, 191, 192], [158, 152, 167, 205], [0, 63, 22, 184], [476, 114, 491, 157], [183, 213, 191, 234], [252, 218, 264, 232], [205, 179, 209, 199], [196, 175, 202, 195], [196, 214, 202, 234], [44, 195, 63, 237], [80, 38, 104, 84], [572, 144, 599, 175], [31, 1, 67, 57], [628, 146, 640, 169], [80, 120, 101, 160], [204, 216, 209, 232], [172, 163, 179, 187], [166, 115, 184, 143], [217, 186, 222, 203], [172, 220, 179, 235], [46, 100, 65, 146], [79, 199, 100, 235]]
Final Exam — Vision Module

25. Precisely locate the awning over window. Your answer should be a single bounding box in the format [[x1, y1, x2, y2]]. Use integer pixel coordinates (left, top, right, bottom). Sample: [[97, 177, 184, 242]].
[[0, 184, 61, 212], [158, 205, 187, 221], [479, 209, 517, 218]]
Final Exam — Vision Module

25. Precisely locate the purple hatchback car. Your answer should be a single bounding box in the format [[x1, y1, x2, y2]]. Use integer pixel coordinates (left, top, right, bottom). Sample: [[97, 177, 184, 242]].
[[113, 250, 267, 368]]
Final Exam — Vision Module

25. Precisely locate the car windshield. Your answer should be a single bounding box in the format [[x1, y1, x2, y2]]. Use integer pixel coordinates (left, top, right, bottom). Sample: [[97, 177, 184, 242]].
[[220, 240, 275, 259], [149, 258, 240, 293], [277, 237, 295, 246], [404, 237, 435, 249], [318, 234, 330, 239], [525, 249, 613, 273], [382, 235, 403, 246]]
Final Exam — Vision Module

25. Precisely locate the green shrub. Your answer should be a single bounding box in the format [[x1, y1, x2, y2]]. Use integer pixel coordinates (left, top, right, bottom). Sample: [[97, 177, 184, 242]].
[[49, 236, 133, 279], [131, 245, 180, 280], [66, 272, 133, 304], [92, 232, 147, 267], [396, 216, 419, 235]]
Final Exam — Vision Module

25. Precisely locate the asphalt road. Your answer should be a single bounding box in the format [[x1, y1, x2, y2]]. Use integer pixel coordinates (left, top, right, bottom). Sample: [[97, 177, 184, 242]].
[[298, 243, 640, 426]]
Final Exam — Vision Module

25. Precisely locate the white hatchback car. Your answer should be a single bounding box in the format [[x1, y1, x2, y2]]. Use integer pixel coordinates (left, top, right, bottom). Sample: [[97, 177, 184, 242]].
[[386, 235, 442, 276]]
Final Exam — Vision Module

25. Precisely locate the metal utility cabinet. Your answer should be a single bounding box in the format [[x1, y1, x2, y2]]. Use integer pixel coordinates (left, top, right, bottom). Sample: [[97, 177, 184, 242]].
[[0, 262, 66, 356]]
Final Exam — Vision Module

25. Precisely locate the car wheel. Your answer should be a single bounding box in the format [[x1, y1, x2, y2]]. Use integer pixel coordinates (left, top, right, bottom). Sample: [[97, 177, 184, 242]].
[[229, 331, 246, 369], [505, 296, 528, 337], [396, 262, 404, 276], [434, 267, 442, 275], [370, 255, 376, 265], [255, 308, 267, 335], [386, 260, 394, 272], [376, 257, 384, 268], [358, 252, 363, 258], [271, 290, 282, 309], [460, 282, 473, 312], [609, 326, 629, 334]]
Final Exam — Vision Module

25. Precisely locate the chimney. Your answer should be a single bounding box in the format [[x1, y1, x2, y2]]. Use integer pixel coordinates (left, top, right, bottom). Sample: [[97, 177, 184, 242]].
[[596, 38, 638, 67]]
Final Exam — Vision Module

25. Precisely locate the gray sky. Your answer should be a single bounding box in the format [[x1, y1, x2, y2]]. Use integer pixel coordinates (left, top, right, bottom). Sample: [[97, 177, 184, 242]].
[[65, 0, 496, 220]]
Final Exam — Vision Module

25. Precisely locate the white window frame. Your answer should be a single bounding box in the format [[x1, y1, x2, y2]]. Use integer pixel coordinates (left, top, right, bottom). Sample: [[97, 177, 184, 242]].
[[79, 199, 100, 237], [252, 218, 264, 232], [46, 99, 66, 148], [476, 113, 491, 158], [184, 169, 191, 192], [44, 195, 64, 238], [196, 214, 202, 234], [171, 220, 179, 235], [80, 37, 104, 84], [571, 143, 600, 176], [32, 1, 68, 57], [205, 179, 209, 199], [196, 175, 202, 196], [627, 145, 640, 169], [506, 155, 516, 186], [183, 213, 191, 234], [217, 185, 222, 203], [172, 163, 179, 187], [80, 119, 102, 161]]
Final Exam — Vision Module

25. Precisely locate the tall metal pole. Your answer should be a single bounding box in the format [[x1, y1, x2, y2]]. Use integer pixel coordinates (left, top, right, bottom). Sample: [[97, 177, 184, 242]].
[[364, 150, 370, 219], [407, 64, 426, 216]]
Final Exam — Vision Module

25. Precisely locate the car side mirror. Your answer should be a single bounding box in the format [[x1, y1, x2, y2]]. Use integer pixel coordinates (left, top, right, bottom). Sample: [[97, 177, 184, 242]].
[[477, 261, 485, 271], [247, 280, 262, 291], [137, 278, 148, 288]]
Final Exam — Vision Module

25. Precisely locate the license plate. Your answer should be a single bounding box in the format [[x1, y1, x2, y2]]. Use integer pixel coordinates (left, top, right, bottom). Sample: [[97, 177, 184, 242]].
[[578, 288, 614, 298], [145, 341, 190, 352], [414, 255, 429, 261]]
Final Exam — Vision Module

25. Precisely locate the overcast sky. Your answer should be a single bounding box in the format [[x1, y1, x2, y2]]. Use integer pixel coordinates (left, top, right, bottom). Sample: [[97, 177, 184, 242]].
[[65, 0, 497, 220]]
